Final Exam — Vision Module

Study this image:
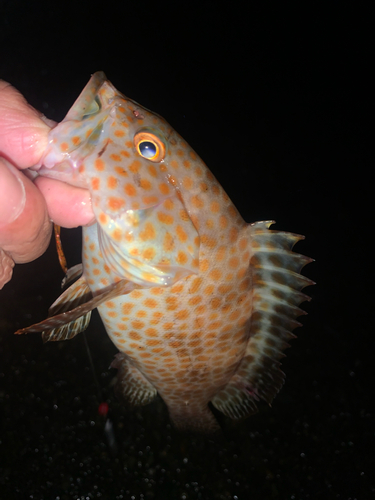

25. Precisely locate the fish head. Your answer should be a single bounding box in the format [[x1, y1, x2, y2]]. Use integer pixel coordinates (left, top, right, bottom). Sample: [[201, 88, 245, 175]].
[[39, 72, 200, 287]]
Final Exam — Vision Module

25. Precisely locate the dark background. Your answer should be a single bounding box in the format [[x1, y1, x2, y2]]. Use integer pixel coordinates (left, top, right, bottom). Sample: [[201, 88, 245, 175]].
[[0, 2, 373, 499]]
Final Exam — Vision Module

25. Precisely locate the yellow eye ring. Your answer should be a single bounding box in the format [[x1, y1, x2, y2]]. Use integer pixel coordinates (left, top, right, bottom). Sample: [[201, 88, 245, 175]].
[[134, 131, 166, 162]]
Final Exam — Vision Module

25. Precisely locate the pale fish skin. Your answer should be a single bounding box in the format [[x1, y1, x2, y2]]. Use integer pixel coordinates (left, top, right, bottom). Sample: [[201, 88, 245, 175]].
[[17, 72, 313, 432]]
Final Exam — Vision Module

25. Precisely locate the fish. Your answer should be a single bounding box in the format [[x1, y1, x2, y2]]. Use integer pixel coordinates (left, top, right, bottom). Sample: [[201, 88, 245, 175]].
[[16, 71, 314, 432]]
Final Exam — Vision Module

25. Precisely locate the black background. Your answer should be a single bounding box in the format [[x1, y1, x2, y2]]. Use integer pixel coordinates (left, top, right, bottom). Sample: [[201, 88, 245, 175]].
[[0, 2, 373, 499]]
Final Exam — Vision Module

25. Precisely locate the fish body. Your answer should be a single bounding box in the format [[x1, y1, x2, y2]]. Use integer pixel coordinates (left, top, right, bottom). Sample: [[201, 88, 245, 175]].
[[17, 72, 313, 432]]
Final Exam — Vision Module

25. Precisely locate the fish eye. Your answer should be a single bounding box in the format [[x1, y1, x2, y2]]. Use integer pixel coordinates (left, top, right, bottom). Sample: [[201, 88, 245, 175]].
[[139, 141, 157, 158], [134, 131, 166, 162]]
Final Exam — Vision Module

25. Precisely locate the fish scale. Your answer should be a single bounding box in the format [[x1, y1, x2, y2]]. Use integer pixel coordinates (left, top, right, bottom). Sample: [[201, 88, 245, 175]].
[[16, 72, 314, 432]]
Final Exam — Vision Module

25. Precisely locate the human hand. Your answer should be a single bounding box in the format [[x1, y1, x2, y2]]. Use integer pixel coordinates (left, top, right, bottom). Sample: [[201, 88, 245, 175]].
[[0, 80, 95, 289]]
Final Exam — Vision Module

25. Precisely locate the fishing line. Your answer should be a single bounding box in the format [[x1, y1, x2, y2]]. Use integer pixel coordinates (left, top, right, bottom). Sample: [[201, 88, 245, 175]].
[[82, 331, 118, 454]]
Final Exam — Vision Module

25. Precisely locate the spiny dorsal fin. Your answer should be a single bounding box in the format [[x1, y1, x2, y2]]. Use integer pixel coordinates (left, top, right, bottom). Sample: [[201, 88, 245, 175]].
[[212, 220, 314, 420], [15, 278, 138, 340]]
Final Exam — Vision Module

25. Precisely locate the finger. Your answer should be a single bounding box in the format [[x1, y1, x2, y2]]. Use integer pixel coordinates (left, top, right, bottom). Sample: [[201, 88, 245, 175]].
[[0, 159, 52, 263], [35, 176, 95, 228], [0, 81, 50, 168]]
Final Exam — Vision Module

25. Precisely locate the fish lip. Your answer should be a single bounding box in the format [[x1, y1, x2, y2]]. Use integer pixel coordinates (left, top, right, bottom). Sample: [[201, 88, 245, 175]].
[[36, 163, 89, 190]]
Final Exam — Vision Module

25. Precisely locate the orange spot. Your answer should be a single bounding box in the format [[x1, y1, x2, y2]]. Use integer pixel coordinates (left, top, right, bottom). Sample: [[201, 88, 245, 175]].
[[107, 176, 118, 189], [95, 158, 105, 171], [161, 200, 173, 212], [210, 297, 221, 309], [183, 160, 191, 169], [148, 164, 158, 177], [120, 149, 130, 157], [208, 220, 218, 231], [108, 196, 125, 211], [163, 233, 175, 252], [209, 269, 222, 280], [92, 257, 99, 265], [195, 166, 203, 177], [114, 166, 128, 177], [199, 259, 210, 272], [159, 182, 170, 195], [179, 209, 190, 222], [124, 184, 137, 196], [188, 295, 201, 306], [104, 264, 111, 274], [190, 277, 203, 293], [72, 136, 80, 146], [85, 128, 93, 138], [183, 177, 193, 189], [157, 212, 174, 225], [122, 303, 135, 315], [176, 225, 188, 243], [170, 160, 178, 169], [175, 309, 189, 320], [176, 149, 184, 157], [210, 201, 220, 213], [145, 327, 158, 336], [176, 251, 188, 266], [143, 247, 156, 260], [201, 235, 217, 249], [60, 142, 69, 152], [219, 215, 228, 229], [191, 195, 204, 209], [110, 154, 121, 162], [140, 179, 152, 190], [150, 288, 164, 295], [91, 177, 100, 190], [129, 331, 142, 341], [146, 339, 160, 346], [229, 256, 240, 269], [163, 322, 175, 330], [189, 151, 197, 160], [139, 222, 156, 241], [216, 246, 226, 261], [131, 320, 145, 330], [171, 283, 184, 294], [93, 268, 101, 275], [131, 290, 143, 299], [144, 298, 158, 308], [112, 229, 122, 242], [114, 129, 125, 137], [129, 160, 141, 173], [143, 195, 159, 205], [204, 285, 215, 295], [228, 205, 237, 218], [89, 243, 95, 251], [108, 311, 118, 318], [100, 278, 109, 286]]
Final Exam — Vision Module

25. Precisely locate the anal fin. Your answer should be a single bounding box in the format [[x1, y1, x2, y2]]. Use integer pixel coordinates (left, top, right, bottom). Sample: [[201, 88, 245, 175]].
[[111, 353, 157, 406]]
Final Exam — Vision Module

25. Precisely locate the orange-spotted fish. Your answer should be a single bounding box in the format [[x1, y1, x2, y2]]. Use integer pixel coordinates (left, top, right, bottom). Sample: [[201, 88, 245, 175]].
[[16, 72, 313, 432]]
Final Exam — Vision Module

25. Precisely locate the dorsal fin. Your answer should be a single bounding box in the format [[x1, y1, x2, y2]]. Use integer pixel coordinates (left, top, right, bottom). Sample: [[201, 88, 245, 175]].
[[212, 221, 314, 419]]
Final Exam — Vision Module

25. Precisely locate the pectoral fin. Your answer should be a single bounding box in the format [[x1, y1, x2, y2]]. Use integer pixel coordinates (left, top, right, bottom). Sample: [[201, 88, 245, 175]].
[[15, 277, 137, 341]]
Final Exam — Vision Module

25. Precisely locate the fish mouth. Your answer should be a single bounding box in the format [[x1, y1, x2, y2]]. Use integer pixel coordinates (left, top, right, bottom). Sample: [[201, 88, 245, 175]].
[[31, 161, 89, 190]]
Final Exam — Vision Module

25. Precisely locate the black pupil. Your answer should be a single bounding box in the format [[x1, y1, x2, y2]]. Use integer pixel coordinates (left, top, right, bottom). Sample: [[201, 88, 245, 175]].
[[139, 141, 157, 158]]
